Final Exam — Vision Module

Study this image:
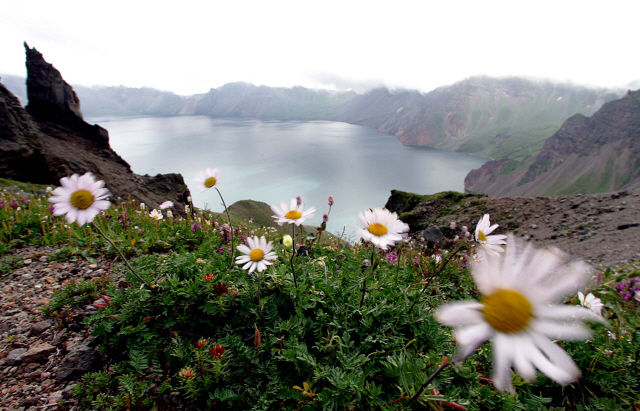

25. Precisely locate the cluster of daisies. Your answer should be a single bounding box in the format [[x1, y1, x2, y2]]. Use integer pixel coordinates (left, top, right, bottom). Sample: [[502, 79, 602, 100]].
[[48, 170, 609, 393]]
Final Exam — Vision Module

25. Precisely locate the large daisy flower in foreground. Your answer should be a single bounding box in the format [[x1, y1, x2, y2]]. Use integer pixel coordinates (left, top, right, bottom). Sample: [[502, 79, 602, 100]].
[[194, 168, 221, 192], [474, 214, 507, 255], [149, 209, 163, 220], [578, 292, 603, 315], [236, 236, 277, 273], [436, 236, 606, 392], [271, 198, 316, 226], [48, 172, 110, 226], [356, 208, 409, 250]]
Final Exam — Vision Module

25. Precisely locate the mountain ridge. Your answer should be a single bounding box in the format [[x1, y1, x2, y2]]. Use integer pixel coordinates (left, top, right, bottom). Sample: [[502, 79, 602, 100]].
[[464, 89, 640, 196], [2, 74, 625, 162]]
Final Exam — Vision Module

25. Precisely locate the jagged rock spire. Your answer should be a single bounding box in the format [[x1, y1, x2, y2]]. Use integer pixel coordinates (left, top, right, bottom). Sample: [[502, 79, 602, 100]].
[[24, 41, 83, 120]]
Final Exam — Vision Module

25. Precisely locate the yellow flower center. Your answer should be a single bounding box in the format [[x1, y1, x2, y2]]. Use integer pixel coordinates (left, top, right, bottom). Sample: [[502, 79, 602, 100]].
[[482, 289, 533, 333], [70, 189, 94, 210], [477, 230, 487, 242], [368, 223, 388, 237], [250, 249, 264, 262], [285, 210, 302, 220], [204, 177, 217, 188]]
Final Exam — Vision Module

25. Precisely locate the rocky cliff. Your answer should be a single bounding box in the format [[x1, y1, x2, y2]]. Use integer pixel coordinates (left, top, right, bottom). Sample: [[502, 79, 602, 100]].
[[0, 46, 190, 211], [337, 77, 621, 160], [465, 89, 640, 196]]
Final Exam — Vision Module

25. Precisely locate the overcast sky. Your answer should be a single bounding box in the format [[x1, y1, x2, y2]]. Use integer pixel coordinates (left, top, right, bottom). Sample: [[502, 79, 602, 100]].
[[2, 0, 639, 95]]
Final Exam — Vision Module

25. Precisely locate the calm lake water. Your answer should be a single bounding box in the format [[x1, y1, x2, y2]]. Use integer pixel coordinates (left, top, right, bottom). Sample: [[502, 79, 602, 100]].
[[89, 116, 487, 236]]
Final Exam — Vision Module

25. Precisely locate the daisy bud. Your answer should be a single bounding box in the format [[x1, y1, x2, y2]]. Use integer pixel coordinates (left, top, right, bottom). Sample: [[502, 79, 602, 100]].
[[296, 196, 302, 206], [167, 210, 173, 218], [465, 231, 471, 239], [185, 205, 190, 213], [323, 214, 329, 223], [187, 196, 192, 203], [327, 195, 334, 206], [282, 234, 293, 247], [46, 187, 53, 193], [461, 226, 469, 233], [450, 221, 457, 230], [254, 325, 261, 348]]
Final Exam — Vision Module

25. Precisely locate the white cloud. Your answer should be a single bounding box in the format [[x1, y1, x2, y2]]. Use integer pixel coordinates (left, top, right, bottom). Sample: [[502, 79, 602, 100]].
[[1, 0, 639, 95]]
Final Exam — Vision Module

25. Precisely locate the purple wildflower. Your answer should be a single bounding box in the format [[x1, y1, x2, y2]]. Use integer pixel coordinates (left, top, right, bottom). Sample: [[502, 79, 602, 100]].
[[621, 291, 632, 301], [386, 251, 398, 265], [616, 282, 627, 292], [328, 195, 334, 206], [323, 213, 329, 223]]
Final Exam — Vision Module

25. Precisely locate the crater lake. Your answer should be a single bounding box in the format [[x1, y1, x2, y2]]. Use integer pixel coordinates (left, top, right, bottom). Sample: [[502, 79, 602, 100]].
[[89, 116, 487, 237]]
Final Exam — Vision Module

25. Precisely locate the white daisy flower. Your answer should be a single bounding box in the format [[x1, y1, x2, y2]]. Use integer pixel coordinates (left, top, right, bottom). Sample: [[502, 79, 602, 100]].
[[236, 236, 277, 273], [436, 235, 606, 393], [271, 198, 316, 226], [356, 208, 409, 250], [474, 214, 507, 255], [149, 209, 163, 220], [48, 172, 110, 226], [159, 201, 173, 209], [577, 292, 603, 315], [167, 210, 173, 218], [194, 168, 221, 192]]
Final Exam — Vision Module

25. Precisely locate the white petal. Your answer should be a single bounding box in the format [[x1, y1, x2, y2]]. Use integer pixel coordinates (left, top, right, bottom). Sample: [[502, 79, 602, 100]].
[[454, 323, 492, 359], [491, 334, 515, 393], [236, 245, 251, 255], [531, 319, 593, 341], [536, 305, 607, 325], [436, 302, 484, 327], [527, 333, 580, 385]]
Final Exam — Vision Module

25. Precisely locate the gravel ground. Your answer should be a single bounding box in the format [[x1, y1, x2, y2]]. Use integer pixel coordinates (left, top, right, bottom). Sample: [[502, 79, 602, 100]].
[[406, 189, 640, 270], [0, 246, 121, 411]]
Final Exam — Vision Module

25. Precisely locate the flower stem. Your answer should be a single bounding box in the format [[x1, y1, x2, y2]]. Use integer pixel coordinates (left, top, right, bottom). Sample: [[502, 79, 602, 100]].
[[359, 246, 377, 308], [404, 359, 451, 407], [92, 221, 153, 289], [290, 224, 298, 288], [215, 188, 235, 269], [406, 244, 465, 314]]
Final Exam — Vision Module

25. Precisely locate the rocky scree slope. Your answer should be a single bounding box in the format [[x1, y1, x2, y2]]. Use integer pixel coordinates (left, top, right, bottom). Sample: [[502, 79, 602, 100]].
[[465, 89, 640, 197], [386, 189, 640, 269], [0, 44, 190, 212]]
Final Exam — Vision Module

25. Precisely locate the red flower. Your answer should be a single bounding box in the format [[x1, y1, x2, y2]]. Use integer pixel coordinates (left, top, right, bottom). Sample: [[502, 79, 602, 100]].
[[213, 283, 228, 295], [194, 339, 207, 349], [203, 274, 214, 281], [209, 344, 225, 359]]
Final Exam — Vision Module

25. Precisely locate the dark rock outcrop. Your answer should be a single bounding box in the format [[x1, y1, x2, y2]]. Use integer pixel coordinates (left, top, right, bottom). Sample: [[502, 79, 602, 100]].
[[25, 42, 82, 120], [0, 45, 190, 211]]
